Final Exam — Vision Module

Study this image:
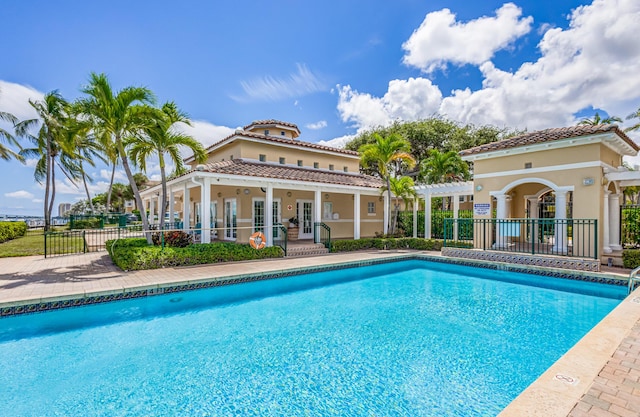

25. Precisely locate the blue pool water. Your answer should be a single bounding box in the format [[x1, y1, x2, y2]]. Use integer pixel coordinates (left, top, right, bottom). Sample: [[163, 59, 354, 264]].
[[0, 260, 625, 416]]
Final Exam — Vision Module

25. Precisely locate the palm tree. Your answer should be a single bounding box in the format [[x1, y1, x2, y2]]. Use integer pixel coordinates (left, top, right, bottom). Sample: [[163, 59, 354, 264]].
[[0, 89, 23, 162], [578, 112, 622, 125], [15, 91, 80, 230], [76, 72, 157, 242], [383, 175, 417, 235], [626, 106, 640, 132], [127, 101, 206, 229], [359, 133, 416, 234], [70, 121, 106, 214], [420, 149, 469, 184]]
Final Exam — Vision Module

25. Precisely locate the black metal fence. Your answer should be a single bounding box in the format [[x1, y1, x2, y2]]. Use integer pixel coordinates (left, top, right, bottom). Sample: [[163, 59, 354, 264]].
[[44, 225, 146, 257], [314, 222, 331, 250], [621, 205, 640, 248], [443, 218, 598, 259]]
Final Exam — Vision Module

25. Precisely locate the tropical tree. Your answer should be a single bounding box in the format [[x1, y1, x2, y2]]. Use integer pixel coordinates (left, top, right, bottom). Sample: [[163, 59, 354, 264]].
[[0, 89, 23, 162], [626, 106, 640, 132], [127, 102, 206, 229], [420, 149, 469, 184], [382, 175, 417, 235], [76, 72, 157, 242], [15, 91, 81, 230], [359, 133, 416, 234], [578, 112, 622, 125]]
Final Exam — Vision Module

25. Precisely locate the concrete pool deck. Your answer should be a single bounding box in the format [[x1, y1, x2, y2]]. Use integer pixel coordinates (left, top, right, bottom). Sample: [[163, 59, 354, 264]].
[[0, 251, 639, 416]]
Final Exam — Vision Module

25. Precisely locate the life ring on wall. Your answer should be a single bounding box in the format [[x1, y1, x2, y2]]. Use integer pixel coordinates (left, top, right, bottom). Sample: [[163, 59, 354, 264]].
[[249, 231, 266, 249]]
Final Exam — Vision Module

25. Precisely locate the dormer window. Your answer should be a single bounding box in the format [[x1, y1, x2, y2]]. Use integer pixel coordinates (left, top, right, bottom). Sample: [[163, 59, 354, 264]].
[[329, 164, 334, 171], [281, 131, 286, 136], [343, 166, 348, 172], [297, 160, 303, 167], [259, 154, 266, 162], [314, 162, 319, 169], [279, 157, 286, 164], [264, 129, 270, 135]]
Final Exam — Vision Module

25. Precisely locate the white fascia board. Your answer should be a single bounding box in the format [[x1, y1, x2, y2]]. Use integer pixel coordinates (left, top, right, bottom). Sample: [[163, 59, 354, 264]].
[[461, 132, 637, 162], [606, 170, 640, 181], [414, 181, 474, 197]]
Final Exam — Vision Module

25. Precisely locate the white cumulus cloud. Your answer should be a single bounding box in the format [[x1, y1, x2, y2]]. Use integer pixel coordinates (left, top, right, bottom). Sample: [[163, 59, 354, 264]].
[[306, 120, 327, 130], [338, 0, 640, 133], [402, 3, 532, 73], [4, 190, 34, 199]]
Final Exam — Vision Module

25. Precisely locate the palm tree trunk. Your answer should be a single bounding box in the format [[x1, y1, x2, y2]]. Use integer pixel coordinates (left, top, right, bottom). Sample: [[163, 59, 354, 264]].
[[386, 176, 393, 235], [159, 155, 167, 230], [43, 141, 53, 231], [49, 161, 56, 230], [106, 163, 116, 213], [81, 164, 95, 213], [118, 140, 152, 244]]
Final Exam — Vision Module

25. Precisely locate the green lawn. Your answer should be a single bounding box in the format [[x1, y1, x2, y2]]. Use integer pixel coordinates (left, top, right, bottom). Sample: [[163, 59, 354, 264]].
[[0, 229, 85, 257], [0, 233, 45, 257]]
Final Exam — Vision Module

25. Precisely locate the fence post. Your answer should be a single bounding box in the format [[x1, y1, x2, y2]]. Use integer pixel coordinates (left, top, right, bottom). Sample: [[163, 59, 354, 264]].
[[594, 219, 598, 260]]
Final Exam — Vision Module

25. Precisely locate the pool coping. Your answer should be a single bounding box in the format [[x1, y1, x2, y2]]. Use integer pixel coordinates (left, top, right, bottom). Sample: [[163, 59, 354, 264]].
[[0, 250, 638, 416], [0, 252, 628, 316]]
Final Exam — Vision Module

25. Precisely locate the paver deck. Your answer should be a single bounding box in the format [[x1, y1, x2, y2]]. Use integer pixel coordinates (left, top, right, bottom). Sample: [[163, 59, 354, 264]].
[[0, 251, 639, 417]]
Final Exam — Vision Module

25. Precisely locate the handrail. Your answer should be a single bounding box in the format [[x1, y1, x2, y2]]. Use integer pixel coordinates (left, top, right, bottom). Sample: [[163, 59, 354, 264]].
[[629, 266, 640, 294], [274, 223, 288, 256], [314, 222, 331, 251]]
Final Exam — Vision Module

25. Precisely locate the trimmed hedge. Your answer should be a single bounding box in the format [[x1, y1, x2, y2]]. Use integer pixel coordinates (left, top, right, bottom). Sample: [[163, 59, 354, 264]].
[[330, 237, 473, 253], [0, 221, 28, 244], [106, 238, 284, 271], [623, 249, 640, 269]]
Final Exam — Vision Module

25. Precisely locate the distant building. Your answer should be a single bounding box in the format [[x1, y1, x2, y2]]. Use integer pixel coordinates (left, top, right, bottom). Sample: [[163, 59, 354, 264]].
[[58, 203, 72, 217]]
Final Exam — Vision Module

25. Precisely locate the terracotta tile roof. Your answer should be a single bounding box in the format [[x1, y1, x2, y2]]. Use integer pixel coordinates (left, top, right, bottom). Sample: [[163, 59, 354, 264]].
[[195, 159, 383, 188], [459, 124, 639, 156], [243, 119, 300, 132], [200, 130, 359, 157]]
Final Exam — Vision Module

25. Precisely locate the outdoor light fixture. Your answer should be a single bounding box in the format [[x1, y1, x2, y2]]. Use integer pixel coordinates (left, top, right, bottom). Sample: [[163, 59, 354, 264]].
[[582, 177, 595, 186], [244, 188, 250, 195], [475, 185, 483, 191]]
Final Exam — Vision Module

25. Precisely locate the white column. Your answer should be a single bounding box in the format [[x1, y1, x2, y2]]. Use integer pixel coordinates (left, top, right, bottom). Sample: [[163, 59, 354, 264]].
[[314, 190, 322, 243], [266, 184, 273, 246], [553, 190, 568, 254], [494, 194, 509, 248], [201, 178, 211, 243], [453, 194, 460, 241], [602, 190, 612, 254], [412, 197, 418, 238], [609, 193, 622, 251], [353, 193, 361, 240], [182, 184, 190, 231], [383, 193, 389, 235], [424, 193, 432, 239], [168, 189, 175, 227], [149, 199, 155, 223]]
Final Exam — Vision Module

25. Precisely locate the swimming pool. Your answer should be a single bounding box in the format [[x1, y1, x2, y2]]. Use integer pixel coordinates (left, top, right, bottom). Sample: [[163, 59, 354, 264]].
[[0, 260, 625, 416]]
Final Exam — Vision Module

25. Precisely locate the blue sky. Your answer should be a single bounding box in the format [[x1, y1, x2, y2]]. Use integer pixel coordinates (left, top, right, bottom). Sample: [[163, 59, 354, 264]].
[[1, 0, 639, 216]]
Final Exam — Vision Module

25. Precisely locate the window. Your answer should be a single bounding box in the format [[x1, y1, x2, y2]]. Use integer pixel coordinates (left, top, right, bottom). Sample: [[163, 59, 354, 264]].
[[323, 202, 333, 220], [329, 164, 334, 171], [230, 155, 234, 160], [367, 202, 376, 214], [343, 166, 348, 172], [524, 162, 532, 169], [259, 154, 266, 162], [279, 157, 286, 164], [313, 162, 319, 169], [281, 131, 286, 136], [297, 160, 303, 167], [264, 129, 270, 135], [459, 196, 465, 202]]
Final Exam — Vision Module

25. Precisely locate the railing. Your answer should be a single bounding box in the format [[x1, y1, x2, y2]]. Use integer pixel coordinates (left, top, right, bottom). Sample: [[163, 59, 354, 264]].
[[629, 266, 640, 294], [314, 222, 331, 251], [44, 225, 145, 257], [443, 218, 598, 259], [273, 223, 288, 256]]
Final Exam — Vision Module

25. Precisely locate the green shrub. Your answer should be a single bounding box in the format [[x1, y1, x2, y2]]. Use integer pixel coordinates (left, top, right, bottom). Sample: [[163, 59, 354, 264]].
[[106, 238, 284, 270], [70, 218, 102, 230], [330, 237, 457, 252], [0, 221, 28, 244], [623, 249, 640, 269]]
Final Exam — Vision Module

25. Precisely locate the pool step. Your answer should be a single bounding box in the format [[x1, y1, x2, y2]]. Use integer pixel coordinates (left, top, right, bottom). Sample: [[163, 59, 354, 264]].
[[286, 243, 330, 257]]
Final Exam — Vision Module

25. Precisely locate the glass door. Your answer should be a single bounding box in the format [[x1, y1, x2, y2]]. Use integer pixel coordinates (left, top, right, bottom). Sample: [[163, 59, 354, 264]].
[[298, 200, 313, 239], [224, 198, 237, 240]]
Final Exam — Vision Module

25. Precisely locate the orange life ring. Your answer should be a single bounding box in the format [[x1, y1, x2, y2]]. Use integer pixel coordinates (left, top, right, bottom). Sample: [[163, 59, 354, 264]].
[[249, 231, 266, 249]]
